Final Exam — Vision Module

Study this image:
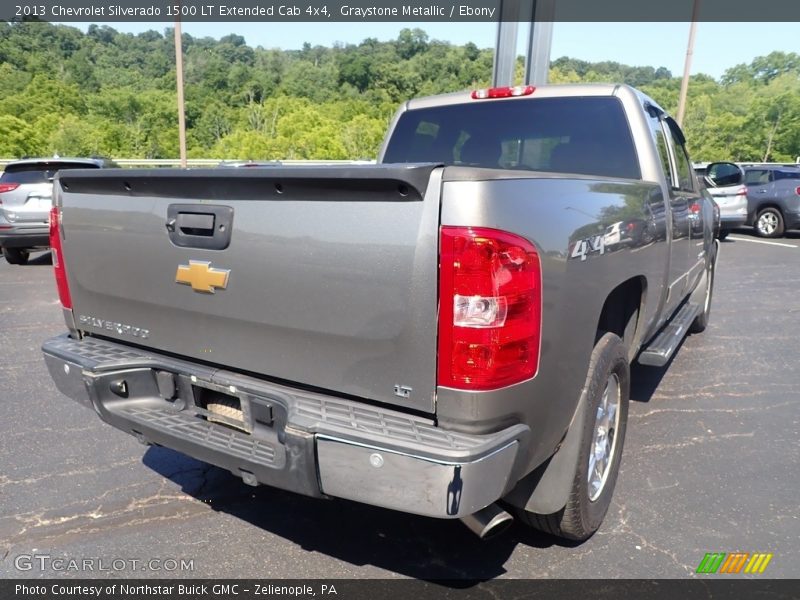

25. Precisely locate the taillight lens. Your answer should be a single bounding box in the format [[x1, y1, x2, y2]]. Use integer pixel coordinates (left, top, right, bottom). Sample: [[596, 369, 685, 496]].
[[438, 226, 541, 390], [49, 206, 72, 309], [0, 183, 20, 196], [690, 202, 701, 214], [795, 186, 800, 196]]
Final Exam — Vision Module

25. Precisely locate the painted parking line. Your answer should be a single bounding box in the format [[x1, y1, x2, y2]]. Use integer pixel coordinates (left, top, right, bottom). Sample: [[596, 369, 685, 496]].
[[727, 236, 798, 249]]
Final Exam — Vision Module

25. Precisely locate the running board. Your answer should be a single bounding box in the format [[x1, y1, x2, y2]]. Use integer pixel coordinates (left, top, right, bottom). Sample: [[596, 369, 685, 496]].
[[637, 302, 701, 367]]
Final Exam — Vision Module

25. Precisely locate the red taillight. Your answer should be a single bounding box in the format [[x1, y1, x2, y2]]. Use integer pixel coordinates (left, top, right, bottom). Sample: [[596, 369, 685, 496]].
[[0, 183, 20, 195], [795, 186, 800, 196], [737, 185, 748, 195], [438, 226, 541, 390], [690, 202, 701, 214], [49, 206, 72, 310], [471, 85, 535, 100]]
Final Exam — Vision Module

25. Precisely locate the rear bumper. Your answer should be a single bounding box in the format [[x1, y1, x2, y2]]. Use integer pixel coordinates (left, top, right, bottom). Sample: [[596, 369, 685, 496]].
[[42, 334, 528, 519], [784, 210, 800, 231], [0, 228, 49, 248], [719, 215, 747, 229]]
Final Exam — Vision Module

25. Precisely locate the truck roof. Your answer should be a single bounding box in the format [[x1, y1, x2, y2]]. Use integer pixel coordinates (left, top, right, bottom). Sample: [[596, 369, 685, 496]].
[[406, 83, 636, 110]]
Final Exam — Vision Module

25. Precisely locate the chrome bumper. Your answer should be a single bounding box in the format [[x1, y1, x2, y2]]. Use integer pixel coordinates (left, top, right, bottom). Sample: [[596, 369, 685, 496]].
[[42, 334, 527, 519]]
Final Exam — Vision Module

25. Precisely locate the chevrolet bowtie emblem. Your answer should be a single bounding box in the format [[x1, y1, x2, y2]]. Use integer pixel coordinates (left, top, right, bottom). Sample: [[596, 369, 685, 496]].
[[175, 261, 230, 293]]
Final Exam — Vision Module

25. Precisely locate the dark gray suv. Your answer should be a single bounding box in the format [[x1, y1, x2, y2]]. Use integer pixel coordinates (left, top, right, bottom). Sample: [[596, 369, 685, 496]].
[[0, 157, 117, 264], [743, 165, 800, 238]]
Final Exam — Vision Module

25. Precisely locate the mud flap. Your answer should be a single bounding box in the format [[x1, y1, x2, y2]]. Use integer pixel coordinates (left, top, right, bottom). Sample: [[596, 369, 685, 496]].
[[504, 393, 587, 514]]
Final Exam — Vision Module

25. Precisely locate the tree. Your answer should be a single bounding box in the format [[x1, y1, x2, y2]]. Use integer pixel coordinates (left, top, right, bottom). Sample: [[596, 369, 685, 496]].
[[0, 22, 796, 165], [0, 115, 42, 157]]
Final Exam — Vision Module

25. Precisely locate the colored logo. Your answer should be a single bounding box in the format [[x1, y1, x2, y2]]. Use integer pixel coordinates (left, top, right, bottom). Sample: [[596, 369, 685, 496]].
[[175, 261, 230, 294], [696, 552, 773, 574]]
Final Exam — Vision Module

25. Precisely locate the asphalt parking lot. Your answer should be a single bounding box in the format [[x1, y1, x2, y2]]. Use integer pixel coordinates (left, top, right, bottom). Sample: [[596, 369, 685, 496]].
[[0, 231, 798, 580]]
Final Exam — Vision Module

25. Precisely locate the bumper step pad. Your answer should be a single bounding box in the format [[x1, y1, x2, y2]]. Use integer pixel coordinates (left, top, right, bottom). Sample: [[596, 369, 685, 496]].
[[114, 404, 277, 467]]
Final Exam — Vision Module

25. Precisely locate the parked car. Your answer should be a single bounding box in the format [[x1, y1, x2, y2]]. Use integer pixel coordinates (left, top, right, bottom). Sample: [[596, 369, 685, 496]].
[[694, 162, 748, 240], [742, 165, 800, 238], [604, 218, 657, 249], [0, 157, 117, 264]]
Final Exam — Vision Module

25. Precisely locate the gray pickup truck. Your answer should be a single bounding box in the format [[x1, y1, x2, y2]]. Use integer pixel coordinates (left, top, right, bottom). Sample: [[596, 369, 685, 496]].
[[42, 84, 718, 542]]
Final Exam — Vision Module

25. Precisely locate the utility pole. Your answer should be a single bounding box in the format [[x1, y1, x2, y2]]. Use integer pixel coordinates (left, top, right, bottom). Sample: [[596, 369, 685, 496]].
[[174, 17, 187, 168], [676, 0, 700, 128]]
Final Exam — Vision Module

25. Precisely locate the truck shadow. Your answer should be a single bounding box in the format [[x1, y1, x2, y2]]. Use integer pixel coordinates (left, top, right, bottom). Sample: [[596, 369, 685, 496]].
[[629, 335, 687, 404], [142, 446, 577, 581], [630, 362, 669, 404], [22, 250, 53, 266], [139, 337, 689, 578]]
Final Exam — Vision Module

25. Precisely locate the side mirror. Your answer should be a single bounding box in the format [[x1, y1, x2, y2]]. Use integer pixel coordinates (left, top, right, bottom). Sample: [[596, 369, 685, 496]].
[[706, 162, 743, 187]]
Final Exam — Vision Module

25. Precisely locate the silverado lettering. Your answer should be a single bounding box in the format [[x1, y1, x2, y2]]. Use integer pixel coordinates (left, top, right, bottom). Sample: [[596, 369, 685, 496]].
[[77, 315, 150, 339]]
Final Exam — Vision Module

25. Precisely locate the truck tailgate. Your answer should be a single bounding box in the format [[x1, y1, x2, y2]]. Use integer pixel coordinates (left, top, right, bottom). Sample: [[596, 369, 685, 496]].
[[56, 165, 442, 413]]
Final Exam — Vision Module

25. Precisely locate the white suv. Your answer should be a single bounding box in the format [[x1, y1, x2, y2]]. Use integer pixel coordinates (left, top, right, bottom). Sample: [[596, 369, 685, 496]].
[[0, 157, 116, 264]]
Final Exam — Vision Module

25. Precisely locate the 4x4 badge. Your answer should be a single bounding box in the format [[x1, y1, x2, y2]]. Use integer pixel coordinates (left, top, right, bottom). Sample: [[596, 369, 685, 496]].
[[175, 261, 230, 293]]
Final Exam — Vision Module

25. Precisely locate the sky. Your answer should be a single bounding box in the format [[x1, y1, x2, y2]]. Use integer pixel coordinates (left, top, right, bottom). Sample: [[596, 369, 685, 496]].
[[62, 21, 797, 80]]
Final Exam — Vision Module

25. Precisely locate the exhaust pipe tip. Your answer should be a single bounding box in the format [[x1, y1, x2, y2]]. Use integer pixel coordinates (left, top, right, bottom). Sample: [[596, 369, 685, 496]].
[[460, 503, 514, 540]]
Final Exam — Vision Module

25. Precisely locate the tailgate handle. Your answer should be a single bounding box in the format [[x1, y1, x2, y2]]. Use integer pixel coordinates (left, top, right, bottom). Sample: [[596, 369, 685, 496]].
[[176, 212, 215, 236], [167, 204, 234, 251]]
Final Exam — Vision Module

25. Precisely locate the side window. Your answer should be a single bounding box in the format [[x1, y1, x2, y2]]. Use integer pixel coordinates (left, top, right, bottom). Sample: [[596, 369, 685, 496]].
[[646, 111, 673, 188], [653, 128, 673, 188], [745, 169, 770, 185], [666, 126, 694, 192], [775, 170, 800, 181]]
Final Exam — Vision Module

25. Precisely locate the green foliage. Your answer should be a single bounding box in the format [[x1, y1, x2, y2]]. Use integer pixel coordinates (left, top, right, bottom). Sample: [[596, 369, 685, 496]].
[[0, 115, 42, 156], [0, 21, 797, 164]]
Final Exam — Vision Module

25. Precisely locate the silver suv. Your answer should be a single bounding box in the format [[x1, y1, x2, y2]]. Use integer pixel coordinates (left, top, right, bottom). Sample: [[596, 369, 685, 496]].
[[695, 162, 748, 240], [0, 157, 117, 264]]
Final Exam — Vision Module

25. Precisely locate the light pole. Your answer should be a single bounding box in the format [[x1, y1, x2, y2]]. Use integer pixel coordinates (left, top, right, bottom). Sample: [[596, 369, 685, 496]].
[[676, 0, 700, 128]]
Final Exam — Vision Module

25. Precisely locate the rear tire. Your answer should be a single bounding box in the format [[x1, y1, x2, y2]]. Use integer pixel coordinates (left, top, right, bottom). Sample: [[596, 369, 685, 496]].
[[517, 333, 629, 541], [717, 229, 729, 241], [2, 247, 29, 265], [754, 207, 784, 238]]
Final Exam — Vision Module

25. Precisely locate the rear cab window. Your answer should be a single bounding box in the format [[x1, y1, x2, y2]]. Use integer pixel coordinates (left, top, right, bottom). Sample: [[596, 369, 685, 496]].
[[383, 96, 641, 180]]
